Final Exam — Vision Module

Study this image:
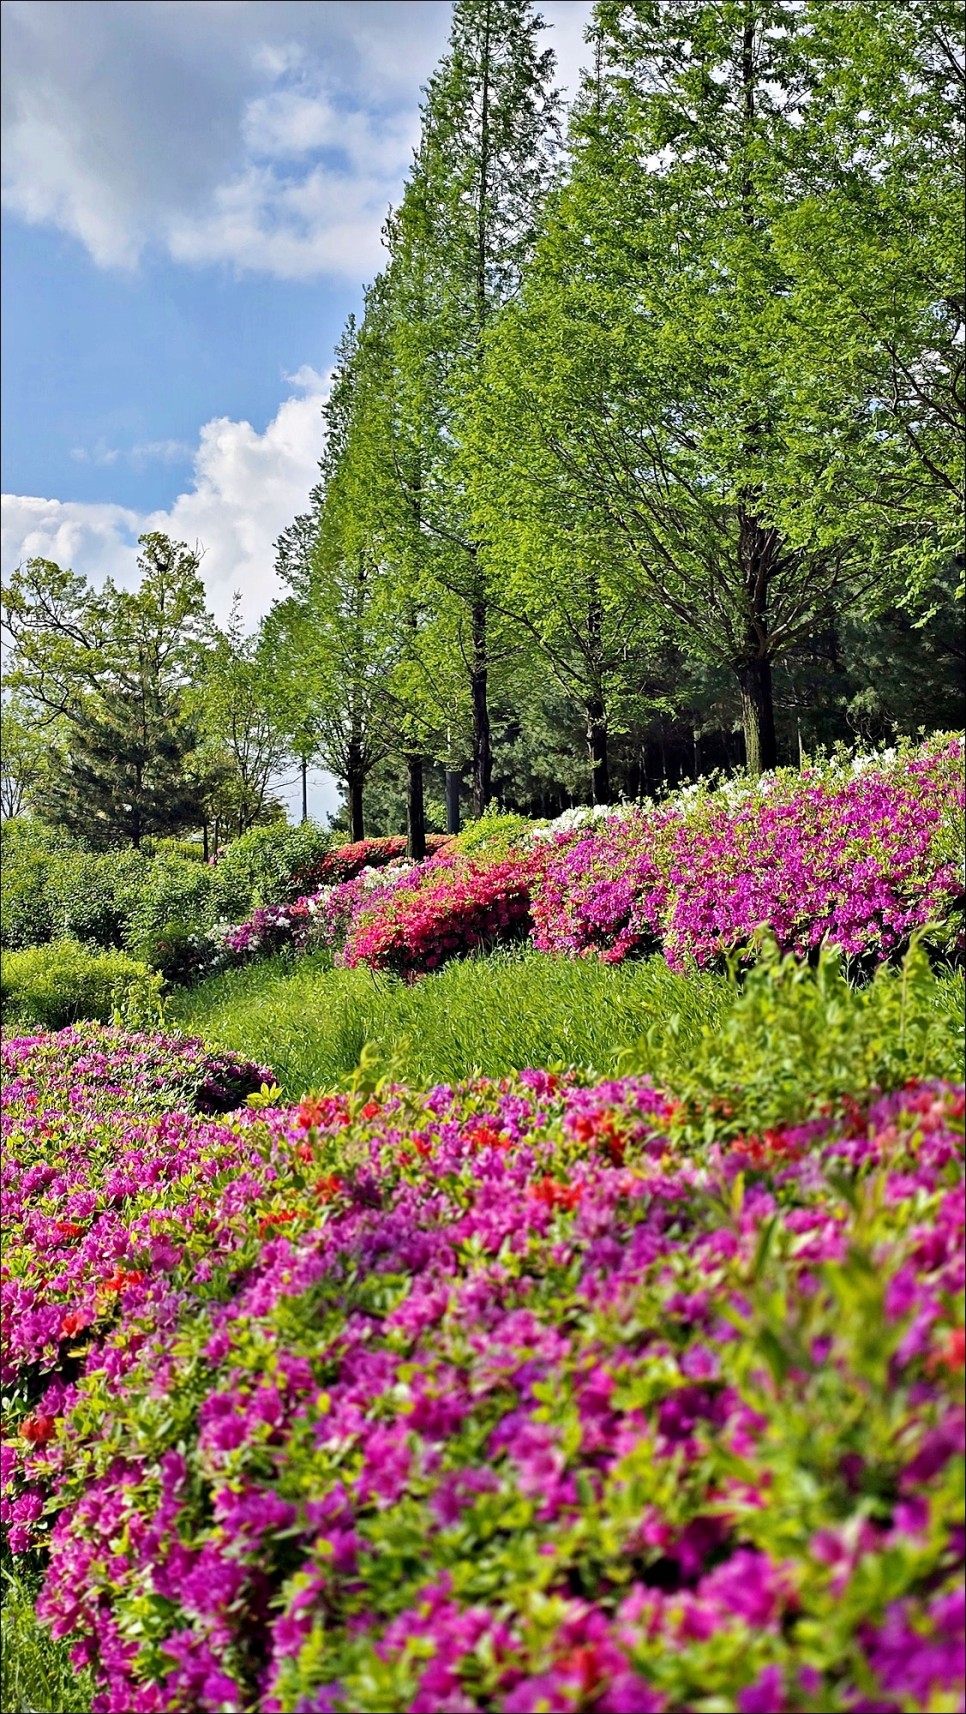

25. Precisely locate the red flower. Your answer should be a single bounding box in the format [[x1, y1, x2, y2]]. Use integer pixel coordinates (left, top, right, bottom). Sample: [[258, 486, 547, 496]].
[[360, 1100, 381, 1120], [297, 1097, 325, 1130], [528, 1176, 583, 1211], [101, 1268, 146, 1294], [53, 1220, 84, 1239], [60, 1311, 89, 1338], [929, 1327, 966, 1374], [313, 1174, 344, 1200], [22, 1413, 55, 1445]]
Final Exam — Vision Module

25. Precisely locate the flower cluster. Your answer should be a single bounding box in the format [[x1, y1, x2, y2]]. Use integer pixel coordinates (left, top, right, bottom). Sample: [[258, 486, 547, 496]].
[[1, 1024, 272, 1116], [341, 847, 544, 978], [291, 835, 452, 895], [2, 1029, 963, 1713]]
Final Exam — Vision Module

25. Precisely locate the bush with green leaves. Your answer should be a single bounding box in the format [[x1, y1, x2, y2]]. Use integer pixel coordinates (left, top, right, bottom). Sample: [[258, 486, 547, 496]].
[[122, 855, 217, 969], [0, 817, 80, 950], [0, 940, 163, 1031], [210, 821, 332, 920], [451, 810, 542, 860]]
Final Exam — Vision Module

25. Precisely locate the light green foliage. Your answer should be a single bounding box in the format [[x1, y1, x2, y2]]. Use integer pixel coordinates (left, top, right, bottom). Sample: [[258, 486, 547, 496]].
[[209, 821, 332, 919], [451, 811, 538, 858], [122, 855, 217, 977], [622, 936, 965, 1139], [0, 940, 163, 1032], [1, 1557, 95, 1714]]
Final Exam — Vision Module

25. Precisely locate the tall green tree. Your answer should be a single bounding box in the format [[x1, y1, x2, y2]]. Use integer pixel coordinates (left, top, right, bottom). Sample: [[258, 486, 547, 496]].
[[383, 0, 560, 812], [1, 534, 213, 846]]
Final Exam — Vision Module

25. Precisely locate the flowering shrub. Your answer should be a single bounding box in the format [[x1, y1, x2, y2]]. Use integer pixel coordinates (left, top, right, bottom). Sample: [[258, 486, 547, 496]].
[[532, 737, 964, 971], [1, 1024, 272, 1116], [1, 1025, 964, 1713], [291, 835, 452, 895], [214, 740, 964, 981], [342, 847, 544, 978]]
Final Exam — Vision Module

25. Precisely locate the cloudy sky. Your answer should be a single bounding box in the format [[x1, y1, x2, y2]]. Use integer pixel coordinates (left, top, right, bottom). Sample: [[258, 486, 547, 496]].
[[1, 0, 592, 816]]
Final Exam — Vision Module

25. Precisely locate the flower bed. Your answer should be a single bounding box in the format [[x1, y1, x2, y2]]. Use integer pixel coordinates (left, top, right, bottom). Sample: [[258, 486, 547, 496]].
[[2, 1029, 963, 1713], [341, 848, 544, 978], [531, 737, 964, 971]]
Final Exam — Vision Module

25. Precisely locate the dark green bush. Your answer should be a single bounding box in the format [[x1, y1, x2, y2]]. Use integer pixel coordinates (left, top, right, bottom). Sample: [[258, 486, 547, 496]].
[[211, 821, 331, 918], [45, 848, 151, 948], [0, 940, 163, 1031]]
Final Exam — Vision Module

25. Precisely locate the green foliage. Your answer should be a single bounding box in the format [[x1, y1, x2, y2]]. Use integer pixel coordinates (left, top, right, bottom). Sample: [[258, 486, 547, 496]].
[[45, 847, 152, 948], [451, 811, 539, 858], [2, 534, 215, 847], [122, 855, 216, 971], [0, 940, 164, 1032], [1, 1556, 95, 1714], [210, 821, 332, 918], [621, 936, 965, 1140]]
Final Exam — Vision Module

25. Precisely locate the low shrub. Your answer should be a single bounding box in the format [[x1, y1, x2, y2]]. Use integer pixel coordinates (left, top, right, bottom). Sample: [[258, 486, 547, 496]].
[[290, 833, 453, 895], [1, 1024, 962, 1713], [123, 857, 217, 971], [451, 810, 539, 859], [210, 823, 333, 919], [0, 818, 80, 950], [45, 848, 152, 950], [532, 735, 964, 971], [0, 941, 163, 1032], [342, 848, 542, 978], [1, 1023, 274, 1115]]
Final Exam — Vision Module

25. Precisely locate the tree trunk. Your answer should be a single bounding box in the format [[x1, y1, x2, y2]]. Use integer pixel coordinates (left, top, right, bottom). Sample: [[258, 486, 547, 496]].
[[470, 599, 492, 817], [214, 815, 221, 856], [446, 769, 461, 835], [202, 821, 209, 863], [300, 756, 308, 824], [586, 697, 610, 805], [406, 755, 426, 861], [737, 655, 778, 776], [348, 772, 365, 843]]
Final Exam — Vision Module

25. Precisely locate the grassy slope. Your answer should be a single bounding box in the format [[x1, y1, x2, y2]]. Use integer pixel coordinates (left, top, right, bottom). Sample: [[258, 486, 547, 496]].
[[167, 949, 728, 1098]]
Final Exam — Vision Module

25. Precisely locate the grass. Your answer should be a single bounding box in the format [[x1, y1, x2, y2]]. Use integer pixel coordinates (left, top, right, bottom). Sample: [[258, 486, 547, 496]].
[[1, 1556, 95, 1714], [167, 947, 729, 1098]]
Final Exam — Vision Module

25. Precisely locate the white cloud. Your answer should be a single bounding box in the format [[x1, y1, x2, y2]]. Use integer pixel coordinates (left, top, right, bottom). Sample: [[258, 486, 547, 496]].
[[1, 0, 593, 282], [2, 375, 329, 627]]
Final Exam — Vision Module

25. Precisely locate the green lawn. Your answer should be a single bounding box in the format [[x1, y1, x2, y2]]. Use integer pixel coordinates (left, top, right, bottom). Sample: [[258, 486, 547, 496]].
[[167, 947, 727, 1098]]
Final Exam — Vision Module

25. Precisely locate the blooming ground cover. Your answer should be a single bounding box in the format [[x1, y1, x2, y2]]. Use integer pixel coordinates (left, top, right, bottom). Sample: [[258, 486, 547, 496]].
[[221, 736, 965, 982], [2, 1023, 964, 1714]]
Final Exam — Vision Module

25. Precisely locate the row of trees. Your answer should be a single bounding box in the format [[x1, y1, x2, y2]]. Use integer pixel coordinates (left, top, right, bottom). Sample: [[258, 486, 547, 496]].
[[267, 0, 964, 841], [2, 1, 962, 854]]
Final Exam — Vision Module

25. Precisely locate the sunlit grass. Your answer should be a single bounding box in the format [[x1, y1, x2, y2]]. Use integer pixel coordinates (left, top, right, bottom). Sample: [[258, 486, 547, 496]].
[[167, 947, 728, 1098]]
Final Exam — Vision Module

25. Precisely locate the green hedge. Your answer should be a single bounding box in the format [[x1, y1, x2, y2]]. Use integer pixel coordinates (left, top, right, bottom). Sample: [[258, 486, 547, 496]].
[[0, 941, 164, 1031]]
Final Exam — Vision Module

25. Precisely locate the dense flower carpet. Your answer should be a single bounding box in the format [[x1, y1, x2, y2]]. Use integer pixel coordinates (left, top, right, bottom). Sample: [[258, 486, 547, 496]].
[[2, 1026, 964, 1712], [221, 737, 964, 980]]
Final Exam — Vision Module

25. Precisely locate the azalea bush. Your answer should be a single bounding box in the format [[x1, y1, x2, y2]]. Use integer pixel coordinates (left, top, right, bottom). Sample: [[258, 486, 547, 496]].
[[1, 1004, 963, 1713], [341, 848, 544, 979], [291, 835, 453, 897], [531, 736, 964, 972], [328, 736, 963, 980]]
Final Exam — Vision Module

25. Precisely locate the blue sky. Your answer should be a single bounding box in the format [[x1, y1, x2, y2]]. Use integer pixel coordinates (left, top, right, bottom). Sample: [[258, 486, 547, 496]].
[[1, 0, 592, 817]]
